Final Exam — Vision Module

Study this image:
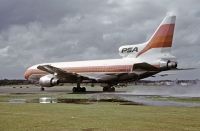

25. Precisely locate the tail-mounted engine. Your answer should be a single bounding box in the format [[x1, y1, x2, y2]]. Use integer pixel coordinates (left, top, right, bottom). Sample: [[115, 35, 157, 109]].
[[39, 75, 60, 87], [160, 60, 177, 70]]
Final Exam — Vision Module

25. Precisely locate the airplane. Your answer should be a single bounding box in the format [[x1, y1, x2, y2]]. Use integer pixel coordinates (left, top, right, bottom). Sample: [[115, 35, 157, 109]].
[[24, 14, 178, 92]]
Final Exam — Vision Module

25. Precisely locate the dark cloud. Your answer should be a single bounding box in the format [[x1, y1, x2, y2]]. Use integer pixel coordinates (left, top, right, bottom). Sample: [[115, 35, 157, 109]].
[[0, 0, 199, 79]]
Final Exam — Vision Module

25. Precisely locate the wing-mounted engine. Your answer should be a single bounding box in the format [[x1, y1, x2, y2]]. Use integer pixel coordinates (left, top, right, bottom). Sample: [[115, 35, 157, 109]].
[[39, 74, 60, 87], [159, 60, 177, 70], [119, 43, 146, 58]]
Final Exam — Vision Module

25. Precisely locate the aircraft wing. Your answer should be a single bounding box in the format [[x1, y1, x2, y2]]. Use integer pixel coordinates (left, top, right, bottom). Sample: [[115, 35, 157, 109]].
[[37, 63, 161, 82], [37, 65, 94, 81], [151, 67, 196, 77], [132, 62, 159, 71], [171, 68, 196, 70], [151, 72, 175, 77]]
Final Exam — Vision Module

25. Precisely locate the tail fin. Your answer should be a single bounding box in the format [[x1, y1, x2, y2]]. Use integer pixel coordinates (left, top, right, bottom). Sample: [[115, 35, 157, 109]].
[[136, 14, 176, 57]]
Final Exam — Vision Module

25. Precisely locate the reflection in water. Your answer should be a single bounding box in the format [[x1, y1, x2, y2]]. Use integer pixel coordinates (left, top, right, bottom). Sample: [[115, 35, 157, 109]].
[[6, 85, 200, 107]]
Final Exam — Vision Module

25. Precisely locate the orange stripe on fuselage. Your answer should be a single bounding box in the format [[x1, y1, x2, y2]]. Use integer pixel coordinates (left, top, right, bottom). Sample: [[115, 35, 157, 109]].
[[136, 24, 175, 57]]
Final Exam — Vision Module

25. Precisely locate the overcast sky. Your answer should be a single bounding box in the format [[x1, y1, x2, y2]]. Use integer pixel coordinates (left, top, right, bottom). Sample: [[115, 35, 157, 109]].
[[0, 0, 199, 79]]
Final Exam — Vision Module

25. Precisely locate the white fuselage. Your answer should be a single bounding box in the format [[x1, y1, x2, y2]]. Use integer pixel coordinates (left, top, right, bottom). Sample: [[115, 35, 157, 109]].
[[24, 57, 160, 82]]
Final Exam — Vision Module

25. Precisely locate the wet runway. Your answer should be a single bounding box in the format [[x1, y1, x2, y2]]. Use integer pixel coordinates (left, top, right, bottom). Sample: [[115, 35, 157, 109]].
[[0, 85, 75, 94], [89, 85, 200, 107], [1, 84, 200, 107]]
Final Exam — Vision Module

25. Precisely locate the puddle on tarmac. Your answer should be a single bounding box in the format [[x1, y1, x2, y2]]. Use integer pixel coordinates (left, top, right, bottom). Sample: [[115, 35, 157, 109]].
[[7, 96, 200, 107]]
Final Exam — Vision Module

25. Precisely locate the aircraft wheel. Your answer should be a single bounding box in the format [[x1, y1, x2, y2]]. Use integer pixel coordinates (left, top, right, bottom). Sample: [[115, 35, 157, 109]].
[[103, 87, 110, 92], [41, 87, 45, 91], [103, 87, 108, 92], [82, 87, 86, 92], [72, 87, 77, 93], [77, 87, 82, 92], [73, 87, 86, 93], [103, 87, 115, 92], [111, 87, 115, 92]]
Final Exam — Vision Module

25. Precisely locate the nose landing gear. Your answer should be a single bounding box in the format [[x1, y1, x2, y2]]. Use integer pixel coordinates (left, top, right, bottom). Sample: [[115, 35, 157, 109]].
[[41, 87, 45, 91]]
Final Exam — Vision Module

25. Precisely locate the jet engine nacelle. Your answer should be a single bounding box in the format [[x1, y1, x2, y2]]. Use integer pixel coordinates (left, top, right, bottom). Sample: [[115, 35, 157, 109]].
[[160, 60, 177, 69], [39, 75, 59, 87]]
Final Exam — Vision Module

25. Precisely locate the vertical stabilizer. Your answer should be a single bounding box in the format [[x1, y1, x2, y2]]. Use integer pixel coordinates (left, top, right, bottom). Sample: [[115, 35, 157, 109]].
[[136, 14, 176, 57]]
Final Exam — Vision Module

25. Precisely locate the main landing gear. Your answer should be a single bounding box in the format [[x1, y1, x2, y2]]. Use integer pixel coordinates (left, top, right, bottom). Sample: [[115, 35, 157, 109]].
[[102, 85, 115, 92], [72, 87, 86, 92], [72, 82, 86, 93]]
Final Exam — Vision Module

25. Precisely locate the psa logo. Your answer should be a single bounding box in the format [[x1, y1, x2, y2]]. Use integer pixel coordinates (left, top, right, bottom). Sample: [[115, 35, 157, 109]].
[[121, 47, 138, 53]]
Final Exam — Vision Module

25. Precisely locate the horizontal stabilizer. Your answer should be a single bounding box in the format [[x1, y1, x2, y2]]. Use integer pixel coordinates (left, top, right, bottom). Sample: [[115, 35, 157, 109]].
[[171, 68, 196, 71]]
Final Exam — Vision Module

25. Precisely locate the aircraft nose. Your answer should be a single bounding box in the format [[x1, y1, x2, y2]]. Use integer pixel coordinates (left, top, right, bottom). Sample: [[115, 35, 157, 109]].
[[24, 70, 30, 80]]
